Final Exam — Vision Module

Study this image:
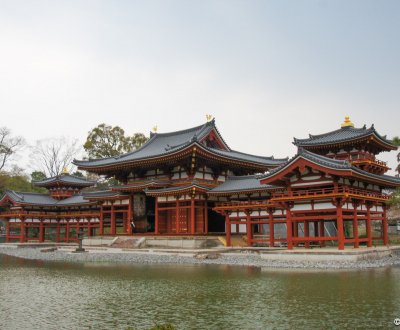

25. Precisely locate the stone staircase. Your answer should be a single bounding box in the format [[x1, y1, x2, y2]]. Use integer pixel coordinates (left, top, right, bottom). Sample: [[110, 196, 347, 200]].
[[110, 237, 144, 249]]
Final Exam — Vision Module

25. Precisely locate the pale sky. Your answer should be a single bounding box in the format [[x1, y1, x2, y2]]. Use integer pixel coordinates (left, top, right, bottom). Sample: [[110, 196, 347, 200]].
[[0, 0, 399, 174]]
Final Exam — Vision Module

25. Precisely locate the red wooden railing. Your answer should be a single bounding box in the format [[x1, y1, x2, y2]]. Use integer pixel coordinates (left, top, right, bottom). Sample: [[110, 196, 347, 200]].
[[272, 186, 389, 200]]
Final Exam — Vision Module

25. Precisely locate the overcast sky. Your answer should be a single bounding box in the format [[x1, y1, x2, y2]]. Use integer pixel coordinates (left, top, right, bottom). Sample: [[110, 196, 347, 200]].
[[1, 0, 399, 174]]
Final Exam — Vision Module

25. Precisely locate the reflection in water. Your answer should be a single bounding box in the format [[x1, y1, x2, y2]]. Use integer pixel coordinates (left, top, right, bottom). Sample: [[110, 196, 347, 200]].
[[1, 254, 400, 330]]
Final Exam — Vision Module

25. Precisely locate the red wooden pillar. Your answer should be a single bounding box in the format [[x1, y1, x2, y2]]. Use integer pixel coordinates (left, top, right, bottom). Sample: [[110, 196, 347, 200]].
[[204, 201, 208, 234], [246, 211, 252, 247], [110, 204, 116, 235], [225, 212, 231, 247], [352, 203, 359, 248], [286, 206, 293, 250], [39, 220, 44, 243], [6, 220, 10, 243], [337, 203, 345, 250], [304, 220, 310, 248], [382, 205, 388, 246], [56, 221, 60, 242], [175, 198, 180, 234], [319, 221, 325, 247], [87, 219, 92, 237], [366, 204, 372, 247], [127, 196, 133, 234], [66, 221, 70, 242], [293, 221, 299, 247], [99, 206, 104, 236], [190, 197, 195, 235], [155, 197, 159, 234], [20, 218, 25, 243], [268, 209, 274, 247], [77, 219, 80, 240]]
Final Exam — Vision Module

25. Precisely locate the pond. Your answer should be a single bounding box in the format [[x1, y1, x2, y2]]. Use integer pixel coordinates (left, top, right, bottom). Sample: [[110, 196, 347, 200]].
[[0, 254, 399, 329]]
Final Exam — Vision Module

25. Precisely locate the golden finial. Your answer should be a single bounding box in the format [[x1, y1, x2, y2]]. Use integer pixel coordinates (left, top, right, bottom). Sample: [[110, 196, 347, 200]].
[[341, 116, 354, 128], [152, 125, 158, 133], [62, 167, 69, 174], [206, 114, 213, 122]]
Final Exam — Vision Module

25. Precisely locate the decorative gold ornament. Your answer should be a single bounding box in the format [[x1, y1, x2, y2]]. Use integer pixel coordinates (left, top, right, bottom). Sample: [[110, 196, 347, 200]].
[[341, 116, 354, 128], [62, 167, 69, 174], [152, 125, 158, 133], [206, 114, 213, 122]]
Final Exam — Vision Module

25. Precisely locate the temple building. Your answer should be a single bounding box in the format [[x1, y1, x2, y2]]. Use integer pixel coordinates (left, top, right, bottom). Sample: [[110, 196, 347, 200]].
[[1, 117, 399, 250]]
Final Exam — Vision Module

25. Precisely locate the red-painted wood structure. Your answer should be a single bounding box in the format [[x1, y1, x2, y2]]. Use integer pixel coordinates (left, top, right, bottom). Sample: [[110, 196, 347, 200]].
[[1, 117, 399, 249]]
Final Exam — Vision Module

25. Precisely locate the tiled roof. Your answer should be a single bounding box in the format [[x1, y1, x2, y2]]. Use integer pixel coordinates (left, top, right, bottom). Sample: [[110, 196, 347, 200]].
[[1, 191, 94, 206], [208, 175, 281, 194], [33, 174, 96, 187], [82, 190, 125, 199], [145, 183, 212, 195], [260, 149, 400, 186], [74, 120, 286, 169], [206, 148, 288, 166], [293, 125, 396, 149]]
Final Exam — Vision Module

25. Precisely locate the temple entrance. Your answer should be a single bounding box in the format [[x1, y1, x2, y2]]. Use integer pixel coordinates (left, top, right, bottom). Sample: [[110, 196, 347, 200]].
[[146, 196, 156, 232], [207, 203, 225, 233]]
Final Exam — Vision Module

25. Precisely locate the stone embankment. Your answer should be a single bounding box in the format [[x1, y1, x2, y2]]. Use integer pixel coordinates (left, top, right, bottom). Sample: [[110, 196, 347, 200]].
[[1, 245, 400, 269]]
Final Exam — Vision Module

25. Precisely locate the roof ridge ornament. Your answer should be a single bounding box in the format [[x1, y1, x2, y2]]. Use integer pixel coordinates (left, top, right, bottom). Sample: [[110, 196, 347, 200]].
[[206, 114, 214, 122], [341, 116, 354, 128], [152, 125, 158, 133]]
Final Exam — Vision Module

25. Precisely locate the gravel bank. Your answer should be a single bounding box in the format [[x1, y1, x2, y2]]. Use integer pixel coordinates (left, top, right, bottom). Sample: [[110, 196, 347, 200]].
[[2, 246, 400, 269]]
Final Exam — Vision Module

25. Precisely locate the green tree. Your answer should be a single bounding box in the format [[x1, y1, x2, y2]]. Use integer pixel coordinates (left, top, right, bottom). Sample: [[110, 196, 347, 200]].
[[393, 136, 400, 175], [388, 136, 400, 208], [0, 171, 46, 194], [31, 171, 46, 181], [84, 124, 148, 159]]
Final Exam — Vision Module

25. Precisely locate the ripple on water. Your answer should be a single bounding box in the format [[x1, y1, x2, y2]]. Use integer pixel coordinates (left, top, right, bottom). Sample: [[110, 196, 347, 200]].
[[1, 255, 400, 329]]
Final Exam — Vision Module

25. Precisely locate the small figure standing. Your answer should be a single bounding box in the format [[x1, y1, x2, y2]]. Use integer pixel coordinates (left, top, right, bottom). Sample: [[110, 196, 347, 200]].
[[130, 221, 135, 234]]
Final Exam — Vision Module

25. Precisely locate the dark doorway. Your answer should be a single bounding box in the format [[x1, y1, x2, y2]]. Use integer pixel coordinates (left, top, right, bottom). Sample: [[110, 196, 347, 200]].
[[207, 203, 225, 233], [146, 196, 156, 232]]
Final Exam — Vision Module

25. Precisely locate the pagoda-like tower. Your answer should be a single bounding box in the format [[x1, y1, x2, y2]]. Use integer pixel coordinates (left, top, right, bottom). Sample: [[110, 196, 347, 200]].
[[33, 173, 96, 199], [212, 117, 400, 250], [293, 116, 397, 175], [0, 173, 99, 243]]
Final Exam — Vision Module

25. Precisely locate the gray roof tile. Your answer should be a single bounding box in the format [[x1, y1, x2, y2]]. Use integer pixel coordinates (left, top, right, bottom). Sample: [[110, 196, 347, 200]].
[[209, 175, 281, 194], [260, 149, 400, 186], [2, 191, 95, 206], [74, 120, 286, 168], [33, 174, 95, 187], [294, 125, 396, 148]]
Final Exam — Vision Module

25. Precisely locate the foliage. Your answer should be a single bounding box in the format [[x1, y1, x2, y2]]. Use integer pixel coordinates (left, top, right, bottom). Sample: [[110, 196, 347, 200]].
[[393, 136, 400, 175], [72, 171, 84, 177], [389, 189, 400, 208], [0, 127, 25, 171], [84, 123, 148, 159], [0, 171, 46, 194], [31, 171, 46, 181], [30, 137, 81, 177]]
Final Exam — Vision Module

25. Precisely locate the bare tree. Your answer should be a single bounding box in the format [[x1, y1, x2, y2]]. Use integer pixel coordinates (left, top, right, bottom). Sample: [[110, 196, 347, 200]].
[[31, 137, 81, 177], [0, 127, 25, 171]]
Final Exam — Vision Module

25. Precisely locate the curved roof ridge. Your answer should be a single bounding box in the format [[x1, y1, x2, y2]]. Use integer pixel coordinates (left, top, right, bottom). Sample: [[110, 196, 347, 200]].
[[151, 121, 212, 138], [296, 125, 370, 142], [226, 174, 261, 180], [228, 149, 287, 161], [6, 190, 49, 197], [293, 124, 395, 149], [208, 147, 288, 162]]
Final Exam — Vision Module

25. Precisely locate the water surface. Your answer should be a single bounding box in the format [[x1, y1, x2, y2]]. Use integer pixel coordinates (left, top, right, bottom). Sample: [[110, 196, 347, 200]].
[[0, 254, 399, 329]]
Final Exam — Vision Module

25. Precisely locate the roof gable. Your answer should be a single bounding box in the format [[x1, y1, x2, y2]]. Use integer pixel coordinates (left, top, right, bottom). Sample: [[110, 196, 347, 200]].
[[293, 124, 397, 151], [260, 149, 400, 187]]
